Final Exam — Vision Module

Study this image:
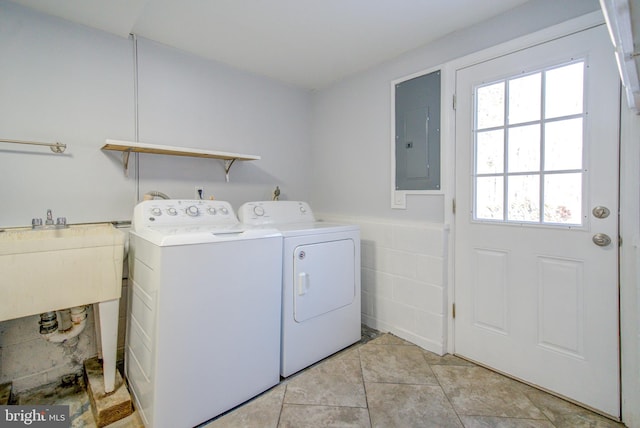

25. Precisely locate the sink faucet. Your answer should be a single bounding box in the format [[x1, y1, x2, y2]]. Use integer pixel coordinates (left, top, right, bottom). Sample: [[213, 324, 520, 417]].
[[32, 209, 67, 229], [45, 209, 54, 226]]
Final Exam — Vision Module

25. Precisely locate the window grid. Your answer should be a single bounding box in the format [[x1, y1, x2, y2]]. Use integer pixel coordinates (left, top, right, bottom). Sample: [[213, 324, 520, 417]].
[[473, 61, 586, 226]]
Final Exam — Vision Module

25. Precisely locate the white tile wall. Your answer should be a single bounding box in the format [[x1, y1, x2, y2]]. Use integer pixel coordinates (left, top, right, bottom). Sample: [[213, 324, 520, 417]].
[[320, 214, 448, 354]]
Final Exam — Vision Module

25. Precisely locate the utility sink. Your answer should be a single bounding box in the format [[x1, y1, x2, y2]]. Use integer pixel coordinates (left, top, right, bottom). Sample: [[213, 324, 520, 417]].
[[0, 223, 124, 322]]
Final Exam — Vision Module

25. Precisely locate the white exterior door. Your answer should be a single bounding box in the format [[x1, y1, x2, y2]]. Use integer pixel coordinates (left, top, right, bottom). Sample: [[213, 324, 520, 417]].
[[454, 25, 620, 417]]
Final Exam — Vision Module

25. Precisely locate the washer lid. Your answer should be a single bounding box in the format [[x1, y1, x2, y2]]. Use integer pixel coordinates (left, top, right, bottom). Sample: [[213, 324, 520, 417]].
[[131, 224, 281, 246]]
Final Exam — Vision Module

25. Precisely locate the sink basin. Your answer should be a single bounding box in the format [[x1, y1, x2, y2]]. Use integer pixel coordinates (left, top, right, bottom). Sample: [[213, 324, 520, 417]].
[[0, 223, 125, 322]]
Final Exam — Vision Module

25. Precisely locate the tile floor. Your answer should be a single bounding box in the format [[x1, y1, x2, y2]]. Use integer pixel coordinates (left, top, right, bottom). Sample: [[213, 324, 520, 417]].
[[204, 333, 625, 428], [14, 328, 625, 428]]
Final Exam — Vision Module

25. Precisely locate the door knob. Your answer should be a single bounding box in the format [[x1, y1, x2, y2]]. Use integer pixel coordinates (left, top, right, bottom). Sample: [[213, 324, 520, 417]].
[[592, 206, 610, 219], [592, 233, 612, 247]]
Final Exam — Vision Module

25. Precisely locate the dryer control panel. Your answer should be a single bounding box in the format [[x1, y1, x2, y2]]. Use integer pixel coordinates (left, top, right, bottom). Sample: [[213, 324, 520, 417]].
[[132, 199, 238, 229], [238, 201, 316, 225]]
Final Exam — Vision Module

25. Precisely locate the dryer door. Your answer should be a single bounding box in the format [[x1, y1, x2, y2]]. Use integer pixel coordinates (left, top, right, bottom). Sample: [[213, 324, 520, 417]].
[[293, 239, 355, 323]]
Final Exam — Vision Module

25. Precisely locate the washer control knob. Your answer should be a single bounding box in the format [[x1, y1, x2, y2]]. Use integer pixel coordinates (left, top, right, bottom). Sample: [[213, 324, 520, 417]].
[[207, 207, 217, 215], [220, 207, 229, 215], [151, 208, 162, 216], [186, 206, 199, 217], [167, 208, 178, 216], [299, 206, 306, 213], [253, 206, 265, 216]]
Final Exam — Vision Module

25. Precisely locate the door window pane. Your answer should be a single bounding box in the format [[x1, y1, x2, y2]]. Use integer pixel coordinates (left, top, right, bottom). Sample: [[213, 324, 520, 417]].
[[472, 60, 585, 227], [508, 175, 540, 222], [477, 82, 504, 129], [545, 62, 584, 119], [476, 177, 504, 220], [544, 173, 582, 224], [508, 125, 540, 173], [509, 73, 541, 124], [477, 130, 504, 174], [544, 118, 583, 171]]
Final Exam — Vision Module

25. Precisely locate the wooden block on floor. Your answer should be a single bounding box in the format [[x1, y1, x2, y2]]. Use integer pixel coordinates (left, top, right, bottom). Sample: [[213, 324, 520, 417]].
[[0, 382, 11, 405], [84, 357, 133, 428], [105, 410, 145, 428]]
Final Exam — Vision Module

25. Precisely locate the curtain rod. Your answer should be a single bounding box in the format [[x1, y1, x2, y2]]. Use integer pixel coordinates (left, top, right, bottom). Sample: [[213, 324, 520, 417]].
[[0, 139, 66, 153]]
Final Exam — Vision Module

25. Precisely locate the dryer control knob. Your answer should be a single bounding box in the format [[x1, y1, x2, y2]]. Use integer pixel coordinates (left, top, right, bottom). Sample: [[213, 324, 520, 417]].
[[151, 208, 162, 216], [186, 205, 199, 217], [207, 207, 217, 215], [167, 208, 178, 216], [253, 206, 265, 216], [220, 207, 229, 215]]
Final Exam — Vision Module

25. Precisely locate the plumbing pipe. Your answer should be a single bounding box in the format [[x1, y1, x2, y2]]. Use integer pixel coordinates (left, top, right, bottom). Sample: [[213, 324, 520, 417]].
[[143, 191, 170, 200], [40, 306, 88, 343], [39, 311, 58, 334], [57, 308, 72, 332]]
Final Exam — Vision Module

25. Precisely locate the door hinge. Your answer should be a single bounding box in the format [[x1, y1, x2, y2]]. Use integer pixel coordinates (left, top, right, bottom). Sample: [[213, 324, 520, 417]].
[[452, 198, 456, 214], [452, 94, 457, 110], [619, 235, 623, 247], [452, 303, 456, 319]]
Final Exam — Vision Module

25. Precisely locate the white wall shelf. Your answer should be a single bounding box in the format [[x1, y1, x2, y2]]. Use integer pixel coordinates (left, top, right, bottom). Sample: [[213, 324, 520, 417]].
[[101, 139, 260, 181]]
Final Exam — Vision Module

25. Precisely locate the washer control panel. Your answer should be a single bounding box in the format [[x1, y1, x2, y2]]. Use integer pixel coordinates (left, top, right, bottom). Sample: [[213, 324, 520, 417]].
[[238, 201, 315, 225], [133, 199, 237, 229]]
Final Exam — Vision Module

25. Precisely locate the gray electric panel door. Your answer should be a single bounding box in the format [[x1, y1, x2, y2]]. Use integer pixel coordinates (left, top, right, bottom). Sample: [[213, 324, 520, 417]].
[[395, 70, 441, 191]]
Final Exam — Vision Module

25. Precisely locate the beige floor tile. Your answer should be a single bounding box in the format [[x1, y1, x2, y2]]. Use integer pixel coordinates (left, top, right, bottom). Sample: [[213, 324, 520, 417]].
[[284, 357, 366, 408], [329, 344, 362, 361], [366, 334, 413, 346], [547, 413, 626, 428], [432, 365, 546, 419], [360, 343, 438, 385], [204, 384, 285, 428], [423, 351, 476, 367], [366, 382, 463, 428], [279, 404, 371, 428], [523, 389, 625, 428], [459, 415, 556, 427]]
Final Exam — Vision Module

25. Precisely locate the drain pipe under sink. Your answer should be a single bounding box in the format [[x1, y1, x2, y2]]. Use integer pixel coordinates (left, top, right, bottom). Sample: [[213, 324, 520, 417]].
[[39, 306, 88, 343]]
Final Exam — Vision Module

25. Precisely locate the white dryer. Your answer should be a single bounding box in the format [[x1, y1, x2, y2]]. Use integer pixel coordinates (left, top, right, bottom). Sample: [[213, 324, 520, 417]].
[[126, 200, 282, 428], [239, 201, 361, 377]]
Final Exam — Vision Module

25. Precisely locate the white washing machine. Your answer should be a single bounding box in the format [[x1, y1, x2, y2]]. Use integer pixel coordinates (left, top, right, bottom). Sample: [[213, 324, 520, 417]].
[[238, 201, 361, 377], [126, 199, 282, 428]]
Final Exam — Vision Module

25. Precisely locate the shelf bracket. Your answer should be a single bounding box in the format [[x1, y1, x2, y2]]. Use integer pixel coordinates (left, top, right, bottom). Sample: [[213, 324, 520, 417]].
[[122, 149, 132, 177], [224, 158, 236, 182]]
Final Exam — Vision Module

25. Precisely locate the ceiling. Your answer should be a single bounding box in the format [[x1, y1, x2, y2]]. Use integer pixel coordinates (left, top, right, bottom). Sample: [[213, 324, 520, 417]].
[[9, 0, 531, 89]]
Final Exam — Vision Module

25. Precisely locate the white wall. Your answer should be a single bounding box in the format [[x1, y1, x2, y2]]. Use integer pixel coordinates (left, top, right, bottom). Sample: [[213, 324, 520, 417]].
[[135, 37, 312, 206], [311, 0, 640, 424], [0, 1, 312, 394], [311, 0, 600, 221], [0, 0, 135, 228], [310, 0, 601, 353], [0, 0, 313, 227]]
